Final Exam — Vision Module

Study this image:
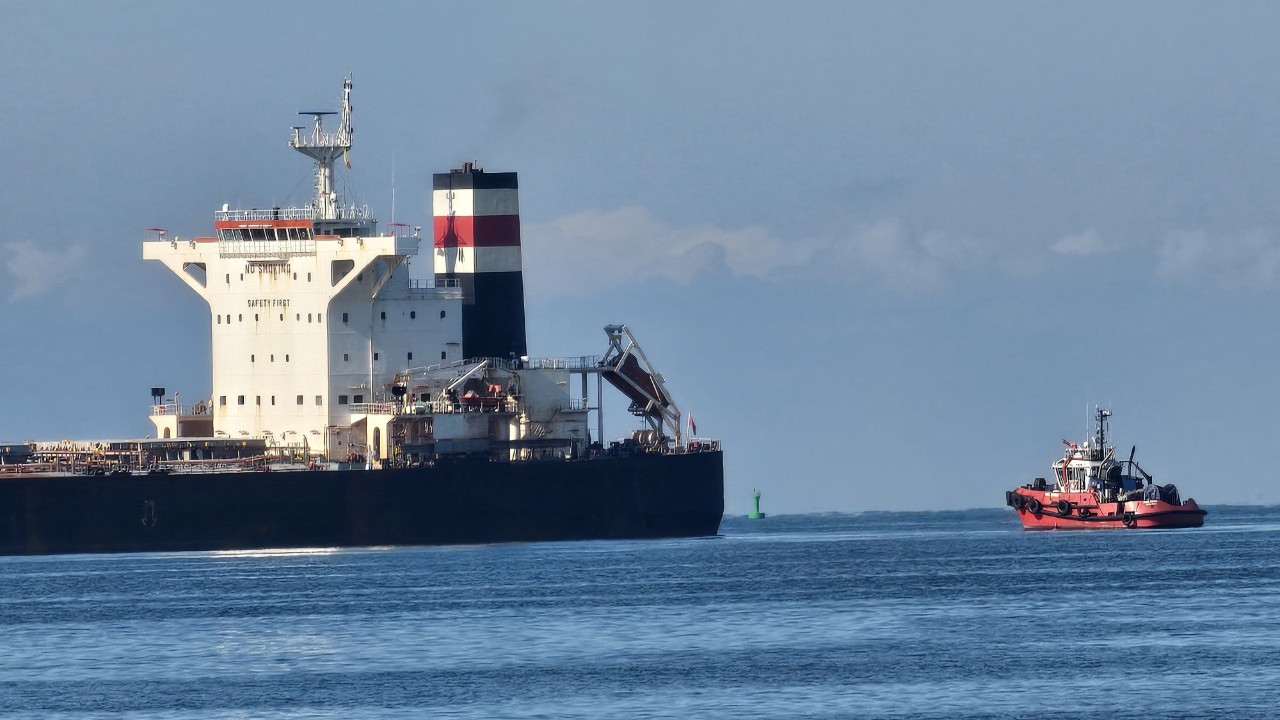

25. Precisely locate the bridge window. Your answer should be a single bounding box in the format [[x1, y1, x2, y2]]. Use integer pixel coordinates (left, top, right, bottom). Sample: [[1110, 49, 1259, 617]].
[[374, 352, 379, 361], [440, 310, 446, 319], [353, 394, 364, 403], [315, 396, 323, 406], [237, 395, 245, 405], [219, 396, 226, 406], [338, 395, 348, 405], [410, 311, 416, 320], [407, 352, 413, 361], [380, 311, 386, 320], [297, 395, 303, 405]]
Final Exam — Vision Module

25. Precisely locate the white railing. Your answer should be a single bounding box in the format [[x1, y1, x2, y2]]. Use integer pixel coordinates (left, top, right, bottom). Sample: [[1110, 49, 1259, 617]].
[[149, 402, 213, 417], [348, 402, 398, 415], [409, 278, 462, 290], [219, 238, 317, 258], [214, 205, 375, 222]]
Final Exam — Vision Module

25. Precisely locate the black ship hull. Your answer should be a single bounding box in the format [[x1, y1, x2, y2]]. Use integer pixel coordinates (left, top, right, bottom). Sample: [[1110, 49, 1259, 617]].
[[0, 451, 723, 556]]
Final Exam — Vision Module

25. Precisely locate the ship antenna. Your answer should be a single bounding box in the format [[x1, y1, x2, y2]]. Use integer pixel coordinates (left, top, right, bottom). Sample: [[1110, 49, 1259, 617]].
[[289, 75, 354, 221]]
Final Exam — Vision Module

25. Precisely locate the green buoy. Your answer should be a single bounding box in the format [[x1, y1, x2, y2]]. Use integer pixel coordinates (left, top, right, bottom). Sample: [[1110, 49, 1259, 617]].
[[748, 489, 766, 519]]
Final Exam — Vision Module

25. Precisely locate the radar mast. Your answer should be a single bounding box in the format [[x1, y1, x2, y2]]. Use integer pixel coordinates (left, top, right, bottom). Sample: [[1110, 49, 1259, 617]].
[[289, 75, 354, 221]]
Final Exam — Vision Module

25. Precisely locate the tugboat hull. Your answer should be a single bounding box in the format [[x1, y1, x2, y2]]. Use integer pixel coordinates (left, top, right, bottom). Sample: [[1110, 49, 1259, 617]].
[[1007, 489, 1206, 530]]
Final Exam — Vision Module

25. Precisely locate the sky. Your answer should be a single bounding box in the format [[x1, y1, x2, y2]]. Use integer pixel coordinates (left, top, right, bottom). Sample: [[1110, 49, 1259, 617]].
[[3, 1, 1280, 514]]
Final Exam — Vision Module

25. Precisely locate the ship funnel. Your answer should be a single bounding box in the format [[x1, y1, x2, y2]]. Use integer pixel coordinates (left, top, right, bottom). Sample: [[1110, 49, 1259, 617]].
[[432, 163, 527, 360]]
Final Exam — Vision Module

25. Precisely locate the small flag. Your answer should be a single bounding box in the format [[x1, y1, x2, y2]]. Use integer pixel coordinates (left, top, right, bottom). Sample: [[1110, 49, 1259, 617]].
[[344, 149, 351, 169], [688, 414, 696, 436]]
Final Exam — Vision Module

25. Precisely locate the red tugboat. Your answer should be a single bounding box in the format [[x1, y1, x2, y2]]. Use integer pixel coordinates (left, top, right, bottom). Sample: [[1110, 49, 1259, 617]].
[[1006, 408, 1206, 529]]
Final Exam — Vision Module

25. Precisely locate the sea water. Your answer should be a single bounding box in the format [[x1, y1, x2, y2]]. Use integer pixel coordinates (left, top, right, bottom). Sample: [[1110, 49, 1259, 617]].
[[1, 507, 1279, 719]]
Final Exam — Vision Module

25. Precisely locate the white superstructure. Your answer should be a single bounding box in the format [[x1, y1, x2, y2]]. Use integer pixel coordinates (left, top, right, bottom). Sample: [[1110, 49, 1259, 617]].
[[140, 77, 692, 469], [143, 77, 463, 458]]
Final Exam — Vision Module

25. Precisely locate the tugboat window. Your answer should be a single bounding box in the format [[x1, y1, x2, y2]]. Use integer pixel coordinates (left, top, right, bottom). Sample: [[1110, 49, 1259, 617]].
[[353, 394, 363, 403], [316, 396, 322, 406], [219, 396, 226, 406], [338, 395, 348, 405], [342, 312, 348, 323], [440, 310, 446, 319], [343, 353, 349, 362], [237, 395, 245, 405], [407, 352, 413, 361], [380, 311, 386, 320], [410, 311, 416, 319], [296, 395, 304, 405], [374, 352, 379, 361]]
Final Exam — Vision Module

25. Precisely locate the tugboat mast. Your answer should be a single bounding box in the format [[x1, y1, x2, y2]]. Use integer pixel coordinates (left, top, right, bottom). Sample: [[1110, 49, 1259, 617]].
[[1095, 407, 1111, 461], [289, 76, 354, 221]]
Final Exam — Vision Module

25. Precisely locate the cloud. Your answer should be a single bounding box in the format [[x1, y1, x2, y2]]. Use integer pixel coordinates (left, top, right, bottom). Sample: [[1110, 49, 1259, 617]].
[[1051, 228, 1110, 256], [522, 206, 824, 297], [522, 208, 1004, 297], [1154, 229, 1280, 287], [1, 241, 91, 301]]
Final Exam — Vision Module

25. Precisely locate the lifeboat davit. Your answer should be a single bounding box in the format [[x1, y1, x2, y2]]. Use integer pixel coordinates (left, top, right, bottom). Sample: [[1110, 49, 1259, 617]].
[[1006, 408, 1206, 530]]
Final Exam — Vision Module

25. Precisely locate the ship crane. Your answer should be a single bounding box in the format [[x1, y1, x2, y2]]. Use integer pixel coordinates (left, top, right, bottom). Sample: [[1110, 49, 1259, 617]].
[[599, 324, 683, 447]]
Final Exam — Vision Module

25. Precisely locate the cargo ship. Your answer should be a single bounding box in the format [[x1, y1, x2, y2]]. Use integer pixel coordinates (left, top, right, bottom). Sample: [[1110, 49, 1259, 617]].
[[0, 78, 724, 555], [1005, 408, 1204, 529]]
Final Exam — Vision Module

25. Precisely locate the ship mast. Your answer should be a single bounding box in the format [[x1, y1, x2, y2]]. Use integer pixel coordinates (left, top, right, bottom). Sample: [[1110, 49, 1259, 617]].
[[289, 76, 354, 220]]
